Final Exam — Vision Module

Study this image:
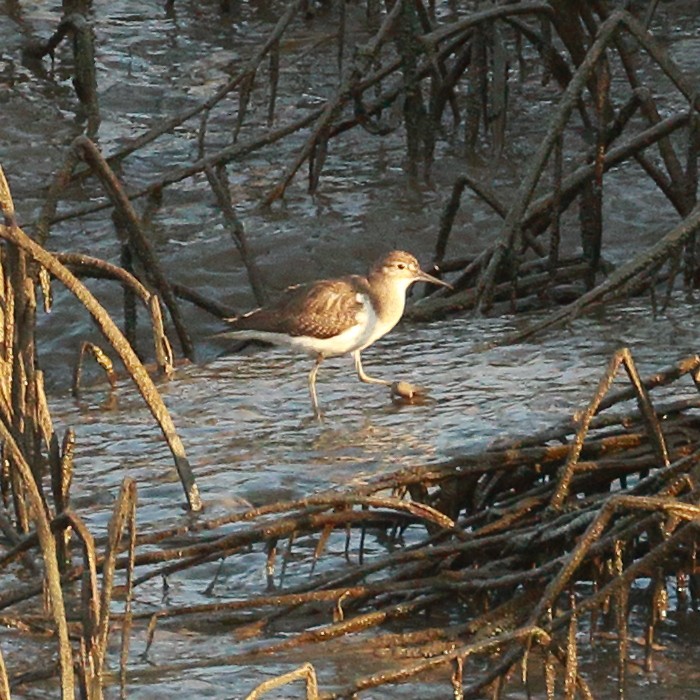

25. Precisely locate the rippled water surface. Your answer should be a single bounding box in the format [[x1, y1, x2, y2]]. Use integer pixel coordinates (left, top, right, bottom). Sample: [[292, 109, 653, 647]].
[[58, 301, 699, 520], [1, 0, 699, 697]]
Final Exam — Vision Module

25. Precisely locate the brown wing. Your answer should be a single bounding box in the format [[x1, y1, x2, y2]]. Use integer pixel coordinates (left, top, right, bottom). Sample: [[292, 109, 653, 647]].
[[227, 276, 367, 339]]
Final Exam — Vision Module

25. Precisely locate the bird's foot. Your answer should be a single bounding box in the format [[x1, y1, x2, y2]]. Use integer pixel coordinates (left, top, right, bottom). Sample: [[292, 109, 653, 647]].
[[300, 409, 324, 426]]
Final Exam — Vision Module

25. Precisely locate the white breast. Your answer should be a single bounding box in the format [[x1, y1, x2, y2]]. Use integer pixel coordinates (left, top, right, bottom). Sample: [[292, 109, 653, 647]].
[[288, 292, 377, 356], [356, 280, 410, 351]]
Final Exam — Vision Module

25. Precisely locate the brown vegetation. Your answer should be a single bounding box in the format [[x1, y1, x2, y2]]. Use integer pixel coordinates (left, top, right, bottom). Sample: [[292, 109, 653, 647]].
[[0, 0, 698, 697]]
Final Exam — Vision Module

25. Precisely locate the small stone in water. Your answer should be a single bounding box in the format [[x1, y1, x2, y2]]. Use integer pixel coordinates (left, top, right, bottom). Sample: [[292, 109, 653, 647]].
[[390, 380, 428, 403]]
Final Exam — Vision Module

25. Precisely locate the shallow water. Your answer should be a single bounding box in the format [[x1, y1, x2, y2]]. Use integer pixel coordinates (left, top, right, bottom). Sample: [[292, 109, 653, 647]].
[[48, 296, 698, 533], [1, 0, 700, 697]]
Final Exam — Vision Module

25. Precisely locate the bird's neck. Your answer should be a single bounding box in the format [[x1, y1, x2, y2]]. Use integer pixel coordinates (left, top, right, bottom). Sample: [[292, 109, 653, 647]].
[[365, 272, 411, 328]]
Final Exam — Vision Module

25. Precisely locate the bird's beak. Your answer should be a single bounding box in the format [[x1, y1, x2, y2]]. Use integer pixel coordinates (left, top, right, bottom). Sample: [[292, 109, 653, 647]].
[[416, 268, 453, 290]]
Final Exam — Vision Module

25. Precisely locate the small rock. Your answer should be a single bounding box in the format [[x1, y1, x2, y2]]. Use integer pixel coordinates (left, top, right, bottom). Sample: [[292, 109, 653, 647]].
[[390, 380, 430, 404]]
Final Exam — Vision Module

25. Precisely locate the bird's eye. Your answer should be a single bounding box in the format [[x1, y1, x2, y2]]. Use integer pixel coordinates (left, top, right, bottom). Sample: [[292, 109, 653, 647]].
[[397, 263, 406, 270]]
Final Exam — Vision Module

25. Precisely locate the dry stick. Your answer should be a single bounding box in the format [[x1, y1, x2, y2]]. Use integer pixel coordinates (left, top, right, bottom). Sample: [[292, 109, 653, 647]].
[[563, 595, 578, 700], [171, 281, 237, 319], [147, 296, 175, 377], [508, 110, 689, 241], [427, 30, 473, 133], [67, 13, 100, 138], [233, 72, 255, 146], [34, 369, 54, 451], [9, 452, 700, 688], [394, 0, 430, 181], [501, 354, 700, 450], [8, 391, 694, 613], [133, 584, 539, 639], [12, 454, 700, 684], [0, 250, 13, 421], [245, 663, 319, 700], [1, 496, 399, 577], [614, 35, 688, 204], [264, 0, 405, 205], [126, 479, 652, 619], [679, 108, 700, 295], [127, 593, 447, 687], [0, 497, 459, 615], [644, 572, 665, 672], [321, 625, 553, 700], [0, 648, 10, 700], [90, 479, 137, 700], [57, 429, 75, 570], [490, 22, 508, 161], [124, 485, 693, 638], [56, 252, 173, 375], [49, 108, 324, 227], [35, 147, 81, 246], [419, 1, 552, 49], [80, 428, 649, 564], [636, 149, 689, 213], [39, 6, 554, 228], [581, 524, 698, 622], [473, 10, 619, 311], [579, 12, 699, 212], [63, 512, 101, 695], [70, 137, 194, 361], [267, 40, 280, 128], [74, 0, 304, 175], [204, 165, 267, 306], [129, 501, 454, 584], [549, 133, 563, 278], [530, 496, 700, 629], [0, 510, 24, 557], [411, 261, 589, 319], [0, 455, 75, 691], [460, 521, 697, 700], [298, 3, 552, 201], [531, 516, 698, 657], [434, 174, 506, 270], [120, 489, 137, 700], [505, 15, 573, 91], [583, 58, 610, 289], [409, 111, 692, 320], [496, 202, 700, 345], [550, 348, 670, 511], [25, 12, 100, 137], [124, 547, 502, 624], [123, 492, 457, 555], [73, 341, 117, 397], [30, 4, 694, 265], [644, 0, 662, 28], [329, 520, 692, 700], [440, 175, 549, 274], [7, 218, 36, 489], [474, 10, 699, 313], [0, 227, 201, 512], [614, 543, 629, 699], [0, 167, 75, 696]]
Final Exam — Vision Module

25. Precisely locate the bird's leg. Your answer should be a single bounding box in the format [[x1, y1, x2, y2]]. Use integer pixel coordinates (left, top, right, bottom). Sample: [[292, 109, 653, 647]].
[[308, 354, 324, 419], [353, 351, 391, 386]]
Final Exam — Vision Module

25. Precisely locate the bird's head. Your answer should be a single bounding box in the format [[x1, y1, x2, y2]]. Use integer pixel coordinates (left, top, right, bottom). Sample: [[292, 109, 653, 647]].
[[371, 250, 452, 291]]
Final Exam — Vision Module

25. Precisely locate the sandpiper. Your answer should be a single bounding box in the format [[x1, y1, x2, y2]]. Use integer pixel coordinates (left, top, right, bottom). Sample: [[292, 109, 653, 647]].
[[223, 250, 451, 417]]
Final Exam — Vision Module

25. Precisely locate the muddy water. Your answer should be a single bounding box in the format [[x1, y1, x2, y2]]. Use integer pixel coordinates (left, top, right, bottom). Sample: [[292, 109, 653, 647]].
[[1, 1, 699, 698]]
